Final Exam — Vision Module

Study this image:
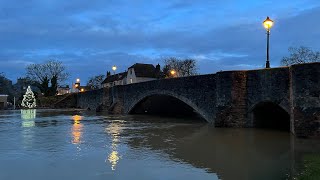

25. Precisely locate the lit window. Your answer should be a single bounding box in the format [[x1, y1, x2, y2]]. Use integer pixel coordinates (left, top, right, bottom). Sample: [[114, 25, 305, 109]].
[[130, 78, 133, 83]]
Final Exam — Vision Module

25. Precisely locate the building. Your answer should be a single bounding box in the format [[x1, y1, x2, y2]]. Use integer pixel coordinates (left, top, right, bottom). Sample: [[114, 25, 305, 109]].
[[57, 85, 70, 95], [101, 72, 127, 88], [0, 95, 8, 110], [126, 63, 160, 84], [78, 86, 91, 92], [101, 63, 161, 88]]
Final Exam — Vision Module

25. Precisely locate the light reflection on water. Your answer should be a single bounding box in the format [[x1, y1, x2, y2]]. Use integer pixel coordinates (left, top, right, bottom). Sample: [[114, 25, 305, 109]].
[[105, 120, 123, 170], [0, 109, 319, 180], [71, 115, 83, 144]]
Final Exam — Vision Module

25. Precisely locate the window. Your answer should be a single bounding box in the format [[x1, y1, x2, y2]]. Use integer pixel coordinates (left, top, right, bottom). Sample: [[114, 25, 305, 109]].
[[130, 78, 133, 83]]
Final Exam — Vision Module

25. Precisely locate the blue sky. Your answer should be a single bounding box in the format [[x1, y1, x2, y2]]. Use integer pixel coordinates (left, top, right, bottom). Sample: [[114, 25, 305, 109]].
[[0, 0, 320, 85]]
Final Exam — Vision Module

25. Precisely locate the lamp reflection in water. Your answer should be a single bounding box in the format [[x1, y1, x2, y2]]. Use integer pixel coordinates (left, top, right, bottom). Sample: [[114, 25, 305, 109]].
[[71, 115, 83, 144], [105, 121, 124, 171]]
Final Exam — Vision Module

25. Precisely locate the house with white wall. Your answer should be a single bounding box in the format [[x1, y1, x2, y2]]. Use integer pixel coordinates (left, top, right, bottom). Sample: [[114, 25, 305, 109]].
[[101, 63, 161, 88], [101, 72, 127, 88], [126, 63, 160, 84]]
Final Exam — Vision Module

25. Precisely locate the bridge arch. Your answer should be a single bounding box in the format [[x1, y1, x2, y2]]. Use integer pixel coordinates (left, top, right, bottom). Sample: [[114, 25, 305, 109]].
[[249, 101, 290, 131], [126, 90, 209, 122]]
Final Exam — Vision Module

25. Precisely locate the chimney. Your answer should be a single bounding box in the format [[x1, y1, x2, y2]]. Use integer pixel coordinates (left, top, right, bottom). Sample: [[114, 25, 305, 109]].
[[107, 71, 111, 76], [156, 63, 160, 71]]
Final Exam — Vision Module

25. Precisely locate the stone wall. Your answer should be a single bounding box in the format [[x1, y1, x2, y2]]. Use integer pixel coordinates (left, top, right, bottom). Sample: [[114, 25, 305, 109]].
[[246, 67, 291, 127], [76, 89, 104, 110], [73, 62, 320, 137], [113, 75, 217, 123], [290, 63, 320, 137]]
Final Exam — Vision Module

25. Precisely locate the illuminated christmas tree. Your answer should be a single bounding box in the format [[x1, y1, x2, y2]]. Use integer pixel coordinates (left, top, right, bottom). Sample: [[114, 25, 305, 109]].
[[21, 86, 37, 109]]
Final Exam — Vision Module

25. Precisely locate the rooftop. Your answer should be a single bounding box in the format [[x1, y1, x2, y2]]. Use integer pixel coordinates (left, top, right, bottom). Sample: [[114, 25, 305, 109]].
[[128, 63, 157, 78]]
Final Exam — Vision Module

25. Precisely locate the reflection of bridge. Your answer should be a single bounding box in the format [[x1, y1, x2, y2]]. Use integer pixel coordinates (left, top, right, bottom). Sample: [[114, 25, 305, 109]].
[[73, 63, 320, 138], [123, 120, 320, 180]]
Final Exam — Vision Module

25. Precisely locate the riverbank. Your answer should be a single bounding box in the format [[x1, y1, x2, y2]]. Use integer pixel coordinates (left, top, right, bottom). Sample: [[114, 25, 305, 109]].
[[297, 154, 320, 179]]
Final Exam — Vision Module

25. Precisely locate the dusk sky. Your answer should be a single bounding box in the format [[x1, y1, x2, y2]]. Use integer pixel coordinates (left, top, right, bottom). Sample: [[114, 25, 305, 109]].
[[1, 0, 320, 85]]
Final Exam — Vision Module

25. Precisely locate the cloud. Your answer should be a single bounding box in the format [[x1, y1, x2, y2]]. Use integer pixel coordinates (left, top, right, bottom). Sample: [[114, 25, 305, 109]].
[[0, 0, 319, 84]]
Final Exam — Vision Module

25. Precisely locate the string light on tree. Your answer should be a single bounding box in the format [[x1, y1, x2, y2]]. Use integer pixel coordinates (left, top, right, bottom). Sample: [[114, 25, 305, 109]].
[[21, 86, 37, 109]]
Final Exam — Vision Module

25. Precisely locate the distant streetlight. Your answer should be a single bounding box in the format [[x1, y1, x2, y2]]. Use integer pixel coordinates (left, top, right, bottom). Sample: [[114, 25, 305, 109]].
[[80, 88, 84, 92], [170, 70, 176, 77], [74, 78, 81, 93], [112, 65, 117, 74], [263, 16, 274, 68]]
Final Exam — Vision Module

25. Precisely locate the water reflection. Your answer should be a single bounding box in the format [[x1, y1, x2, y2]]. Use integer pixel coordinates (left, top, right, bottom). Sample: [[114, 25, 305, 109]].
[[71, 115, 83, 144], [105, 120, 124, 170], [21, 109, 36, 149], [1, 110, 319, 180], [21, 109, 36, 127], [124, 121, 297, 180]]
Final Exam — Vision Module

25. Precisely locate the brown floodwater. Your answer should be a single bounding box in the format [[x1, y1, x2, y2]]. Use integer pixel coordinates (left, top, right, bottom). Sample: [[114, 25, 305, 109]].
[[0, 109, 319, 180]]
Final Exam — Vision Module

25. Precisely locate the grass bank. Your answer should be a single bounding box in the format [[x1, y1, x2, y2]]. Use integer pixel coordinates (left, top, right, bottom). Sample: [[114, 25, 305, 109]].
[[297, 154, 320, 180]]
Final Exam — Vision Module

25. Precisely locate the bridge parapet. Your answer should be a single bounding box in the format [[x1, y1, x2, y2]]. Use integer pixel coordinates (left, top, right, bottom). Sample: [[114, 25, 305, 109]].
[[74, 62, 320, 138]]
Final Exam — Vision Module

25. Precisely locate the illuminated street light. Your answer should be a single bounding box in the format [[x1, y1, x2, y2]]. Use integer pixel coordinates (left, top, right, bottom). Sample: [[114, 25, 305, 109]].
[[80, 88, 84, 92], [112, 65, 117, 74], [263, 16, 274, 68], [76, 78, 80, 83], [170, 70, 176, 76]]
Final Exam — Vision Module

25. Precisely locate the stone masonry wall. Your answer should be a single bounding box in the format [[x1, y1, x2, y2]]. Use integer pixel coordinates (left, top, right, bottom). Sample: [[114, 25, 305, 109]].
[[290, 63, 320, 137], [73, 63, 320, 137], [215, 71, 248, 127], [116, 75, 217, 123], [77, 89, 104, 111], [246, 67, 291, 127]]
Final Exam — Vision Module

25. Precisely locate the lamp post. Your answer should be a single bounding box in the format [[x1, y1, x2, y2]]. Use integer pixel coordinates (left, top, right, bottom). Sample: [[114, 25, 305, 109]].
[[74, 78, 80, 93], [112, 65, 117, 74], [263, 16, 274, 68]]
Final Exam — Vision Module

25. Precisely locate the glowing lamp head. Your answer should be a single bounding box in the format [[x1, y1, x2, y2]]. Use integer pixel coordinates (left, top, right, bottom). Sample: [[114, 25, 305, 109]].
[[76, 78, 80, 83], [112, 65, 117, 71], [75, 84, 79, 88], [170, 70, 176, 75], [80, 88, 84, 92], [263, 16, 274, 30]]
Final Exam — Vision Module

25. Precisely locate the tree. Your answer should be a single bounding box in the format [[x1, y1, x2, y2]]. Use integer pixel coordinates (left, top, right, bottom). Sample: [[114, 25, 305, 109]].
[[162, 57, 197, 78], [87, 74, 105, 89], [21, 86, 36, 109], [0, 73, 15, 102], [26, 60, 69, 96], [281, 46, 320, 66]]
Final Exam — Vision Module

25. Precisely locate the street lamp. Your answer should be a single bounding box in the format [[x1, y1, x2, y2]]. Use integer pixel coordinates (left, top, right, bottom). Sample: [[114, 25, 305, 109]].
[[170, 70, 176, 77], [263, 16, 274, 68], [74, 78, 80, 93], [112, 65, 117, 74]]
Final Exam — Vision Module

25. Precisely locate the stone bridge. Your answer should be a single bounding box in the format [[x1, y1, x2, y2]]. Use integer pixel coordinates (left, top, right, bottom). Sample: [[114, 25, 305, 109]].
[[74, 63, 320, 138]]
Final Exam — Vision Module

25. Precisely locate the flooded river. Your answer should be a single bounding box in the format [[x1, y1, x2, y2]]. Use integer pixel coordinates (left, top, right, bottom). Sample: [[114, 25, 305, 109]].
[[0, 109, 319, 180]]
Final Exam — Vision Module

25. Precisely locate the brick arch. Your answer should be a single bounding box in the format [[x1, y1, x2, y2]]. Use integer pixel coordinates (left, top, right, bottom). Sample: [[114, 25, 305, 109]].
[[126, 90, 210, 122], [248, 100, 291, 131], [248, 100, 290, 114]]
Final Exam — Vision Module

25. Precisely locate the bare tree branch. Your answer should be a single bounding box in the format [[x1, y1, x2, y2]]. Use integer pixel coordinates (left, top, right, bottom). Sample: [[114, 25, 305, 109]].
[[281, 46, 320, 66]]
